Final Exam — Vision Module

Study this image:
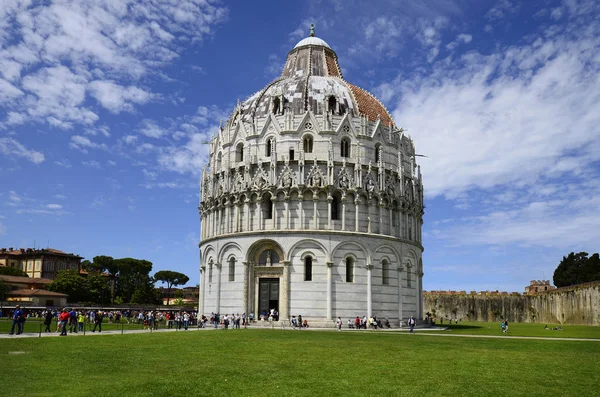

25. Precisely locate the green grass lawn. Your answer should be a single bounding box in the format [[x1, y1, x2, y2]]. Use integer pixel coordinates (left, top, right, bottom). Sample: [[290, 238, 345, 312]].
[[1, 329, 599, 397], [0, 317, 148, 334], [434, 320, 600, 339]]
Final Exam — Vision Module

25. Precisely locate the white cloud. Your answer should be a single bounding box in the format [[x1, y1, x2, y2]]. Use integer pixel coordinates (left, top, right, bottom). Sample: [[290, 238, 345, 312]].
[[0, 1, 228, 129], [0, 137, 45, 163], [389, 15, 600, 199], [138, 119, 166, 139], [157, 128, 216, 174], [82, 160, 102, 169], [69, 135, 107, 153], [46, 203, 63, 210], [88, 80, 153, 113]]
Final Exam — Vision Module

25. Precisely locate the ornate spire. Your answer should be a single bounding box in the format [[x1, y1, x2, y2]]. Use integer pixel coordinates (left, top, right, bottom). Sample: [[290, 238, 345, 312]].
[[310, 23, 315, 37]]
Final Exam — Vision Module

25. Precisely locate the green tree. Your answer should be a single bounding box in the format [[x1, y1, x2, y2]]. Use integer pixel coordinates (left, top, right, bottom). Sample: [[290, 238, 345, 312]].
[[0, 266, 28, 277], [154, 270, 190, 305], [553, 252, 600, 287], [48, 270, 88, 302], [114, 258, 154, 303], [85, 273, 110, 305]]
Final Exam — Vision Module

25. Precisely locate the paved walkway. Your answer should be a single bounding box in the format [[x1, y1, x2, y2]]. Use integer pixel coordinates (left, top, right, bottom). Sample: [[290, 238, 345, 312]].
[[1, 325, 599, 342]]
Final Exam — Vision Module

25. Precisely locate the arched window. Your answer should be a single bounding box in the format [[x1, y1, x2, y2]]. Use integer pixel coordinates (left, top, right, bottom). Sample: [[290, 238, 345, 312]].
[[341, 138, 350, 158], [216, 152, 222, 170], [345, 257, 354, 283], [228, 257, 235, 282], [407, 264, 412, 288], [262, 196, 273, 219], [208, 261, 213, 283], [266, 138, 272, 157], [331, 193, 340, 220], [236, 143, 244, 162], [328, 96, 337, 114], [382, 260, 390, 285], [304, 256, 313, 281], [303, 136, 313, 153], [272, 97, 281, 115], [375, 144, 381, 163], [289, 148, 295, 161]]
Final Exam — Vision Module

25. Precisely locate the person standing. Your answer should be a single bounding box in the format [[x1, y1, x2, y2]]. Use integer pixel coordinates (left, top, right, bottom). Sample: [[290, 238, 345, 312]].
[[183, 312, 190, 330], [298, 314, 303, 330], [9, 305, 24, 335], [78, 312, 85, 332], [336, 316, 343, 331], [44, 310, 54, 333], [92, 311, 103, 332], [58, 309, 70, 336], [408, 316, 416, 333], [69, 308, 77, 333]]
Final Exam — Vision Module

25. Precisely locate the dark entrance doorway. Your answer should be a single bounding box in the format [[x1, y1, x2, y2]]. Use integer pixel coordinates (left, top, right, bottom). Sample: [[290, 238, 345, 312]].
[[259, 278, 279, 318]]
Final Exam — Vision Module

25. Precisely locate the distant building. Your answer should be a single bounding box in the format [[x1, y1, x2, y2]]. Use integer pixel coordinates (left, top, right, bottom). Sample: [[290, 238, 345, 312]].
[[0, 247, 82, 279], [525, 280, 555, 295], [0, 274, 68, 307]]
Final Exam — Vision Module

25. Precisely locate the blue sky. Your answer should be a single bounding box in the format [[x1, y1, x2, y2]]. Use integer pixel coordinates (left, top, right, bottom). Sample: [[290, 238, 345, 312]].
[[1, 0, 599, 292]]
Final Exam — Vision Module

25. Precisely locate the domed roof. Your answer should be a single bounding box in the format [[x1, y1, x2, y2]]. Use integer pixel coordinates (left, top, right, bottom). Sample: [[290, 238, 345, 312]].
[[294, 36, 331, 49], [236, 25, 396, 128]]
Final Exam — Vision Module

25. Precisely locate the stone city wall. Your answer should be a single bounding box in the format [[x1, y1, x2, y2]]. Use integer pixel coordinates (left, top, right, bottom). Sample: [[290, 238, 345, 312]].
[[423, 281, 600, 325]]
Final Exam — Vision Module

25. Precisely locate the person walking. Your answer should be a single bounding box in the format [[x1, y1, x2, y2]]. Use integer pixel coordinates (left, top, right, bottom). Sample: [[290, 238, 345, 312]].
[[58, 309, 70, 336], [408, 316, 416, 333], [336, 316, 343, 331], [9, 305, 24, 335]]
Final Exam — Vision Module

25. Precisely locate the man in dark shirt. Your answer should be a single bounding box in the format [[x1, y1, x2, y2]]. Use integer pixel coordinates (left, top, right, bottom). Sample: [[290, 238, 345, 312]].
[[92, 311, 103, 332], [44, 310, 54, 333]]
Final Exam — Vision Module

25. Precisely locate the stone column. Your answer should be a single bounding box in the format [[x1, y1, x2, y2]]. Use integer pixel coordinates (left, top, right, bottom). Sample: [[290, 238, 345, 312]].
[[299, 194, 304, 230], [281, 260, 291, 321], [379, 203, 384, 234], [242, 262, 249, 314], [327, 196, 332, 230], [388, 207, 393, 237], [234, 201, 240, 232], [354, 198, 360, 232], [245, 198, 251, 232], [285, 197, 290, 229], [257, 199, 263, 231], [199, 265, 206, 316], [215, 263, 222, 314], [271, 199, 276, 230], [366, 263, 373, 317], [225, 204, 230, 234], [326, 261, 334, 320], [398, 265, 404, 326], [313, 195, 318, 229], [341, 197, 347, 231]]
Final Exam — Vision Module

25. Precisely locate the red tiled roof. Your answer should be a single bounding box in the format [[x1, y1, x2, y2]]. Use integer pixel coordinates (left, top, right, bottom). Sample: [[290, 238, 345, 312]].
[[346, 82, 395, 127], [0, 275, 52, 284], [9, 289, 67, 297]]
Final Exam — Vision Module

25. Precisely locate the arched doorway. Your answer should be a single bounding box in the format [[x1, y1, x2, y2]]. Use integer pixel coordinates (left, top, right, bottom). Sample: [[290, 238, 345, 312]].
[[246, 239, 287, 320]]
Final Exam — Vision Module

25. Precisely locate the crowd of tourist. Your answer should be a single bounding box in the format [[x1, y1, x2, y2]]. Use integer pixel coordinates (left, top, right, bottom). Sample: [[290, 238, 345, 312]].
[[6, 305, 402, 335]]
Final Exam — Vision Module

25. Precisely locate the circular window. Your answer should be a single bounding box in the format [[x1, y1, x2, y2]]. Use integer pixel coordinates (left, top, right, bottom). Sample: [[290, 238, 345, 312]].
[[304, 122, 313, 130], [342, 125, 350, 133]]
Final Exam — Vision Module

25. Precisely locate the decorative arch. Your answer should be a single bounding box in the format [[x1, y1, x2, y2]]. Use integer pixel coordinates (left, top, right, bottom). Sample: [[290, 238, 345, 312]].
[[331, 240, 369, 264], [217, 242, 243, 265], [287, 238, 330, 262], [246, 239, 285, 265]]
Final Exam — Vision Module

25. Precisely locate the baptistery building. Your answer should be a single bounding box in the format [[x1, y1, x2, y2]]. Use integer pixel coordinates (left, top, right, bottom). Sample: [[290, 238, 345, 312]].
[[198, 27, 424, 325]]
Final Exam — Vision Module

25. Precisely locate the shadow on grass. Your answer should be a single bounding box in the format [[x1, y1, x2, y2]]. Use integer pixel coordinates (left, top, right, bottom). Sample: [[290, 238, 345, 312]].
[[437, 324, 485, 331]]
